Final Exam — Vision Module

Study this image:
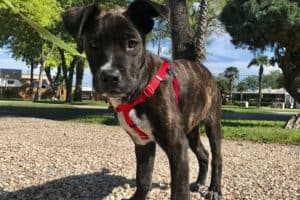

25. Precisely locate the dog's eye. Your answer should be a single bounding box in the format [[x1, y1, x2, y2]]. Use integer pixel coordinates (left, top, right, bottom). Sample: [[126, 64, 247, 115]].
[[88, 40, 98, 49], [127, 40, 138, 49]]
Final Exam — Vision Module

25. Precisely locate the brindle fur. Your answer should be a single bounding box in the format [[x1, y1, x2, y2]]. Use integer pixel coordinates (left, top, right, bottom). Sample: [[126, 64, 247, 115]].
[[62, 1, 222, 199]]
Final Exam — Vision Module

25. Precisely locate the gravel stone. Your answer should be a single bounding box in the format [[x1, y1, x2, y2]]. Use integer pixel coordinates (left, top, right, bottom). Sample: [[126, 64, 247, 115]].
[[0, 117, 299, 200]]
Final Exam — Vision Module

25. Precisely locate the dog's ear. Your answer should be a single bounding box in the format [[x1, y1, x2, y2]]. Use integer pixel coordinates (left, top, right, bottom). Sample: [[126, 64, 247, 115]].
[[125, 0, 169, 34], [62, 5, 100, 52]]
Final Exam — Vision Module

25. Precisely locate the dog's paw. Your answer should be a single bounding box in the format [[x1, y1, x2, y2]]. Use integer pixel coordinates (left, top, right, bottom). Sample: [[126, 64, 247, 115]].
[[203, 191, 222, 200], [190, 182, 206, 193]]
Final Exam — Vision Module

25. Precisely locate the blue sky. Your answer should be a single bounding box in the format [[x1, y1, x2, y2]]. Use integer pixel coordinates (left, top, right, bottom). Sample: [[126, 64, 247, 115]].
[[0, 33, 280, 87]]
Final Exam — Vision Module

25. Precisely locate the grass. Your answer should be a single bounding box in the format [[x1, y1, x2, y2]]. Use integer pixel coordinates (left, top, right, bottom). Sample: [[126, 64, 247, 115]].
[[0, 100, 73, 108], [73, 115, 118, 126], [0, 100, 109, 108], [221, 120, 300, 145], [222, 105, 300, 114]]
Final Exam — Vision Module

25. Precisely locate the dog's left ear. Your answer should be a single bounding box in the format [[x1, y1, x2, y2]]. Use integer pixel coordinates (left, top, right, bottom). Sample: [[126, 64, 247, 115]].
[[125, 0, 169, 34]]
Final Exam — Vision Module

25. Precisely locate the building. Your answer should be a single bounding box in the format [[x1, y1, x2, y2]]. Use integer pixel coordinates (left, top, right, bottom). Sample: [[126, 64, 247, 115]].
[[21, 73, 50, 89], [232, 88, 296, 108], [0, 69, 23, 88]]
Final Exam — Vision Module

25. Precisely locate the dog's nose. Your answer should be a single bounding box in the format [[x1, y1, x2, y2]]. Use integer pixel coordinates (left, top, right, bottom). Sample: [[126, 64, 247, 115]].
[[101, 70, 121, 84]]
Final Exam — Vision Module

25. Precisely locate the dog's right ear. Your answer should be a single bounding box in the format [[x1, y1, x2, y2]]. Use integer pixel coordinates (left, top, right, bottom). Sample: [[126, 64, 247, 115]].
[[62, 5, 100, 52], [125, 0, 169, 35]]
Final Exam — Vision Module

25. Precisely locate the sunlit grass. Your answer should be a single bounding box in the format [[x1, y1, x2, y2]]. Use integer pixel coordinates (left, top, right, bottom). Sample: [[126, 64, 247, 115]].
[[221, 120, 300, 145], [0, 100, 109, 108], [222, 105, 300, 114]]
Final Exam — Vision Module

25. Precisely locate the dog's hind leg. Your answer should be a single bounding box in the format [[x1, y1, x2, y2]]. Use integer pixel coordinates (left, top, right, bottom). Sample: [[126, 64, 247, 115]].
[[187, 125, 209, 193], [204, 115, 222, 200], [123, 142, 156, 200]]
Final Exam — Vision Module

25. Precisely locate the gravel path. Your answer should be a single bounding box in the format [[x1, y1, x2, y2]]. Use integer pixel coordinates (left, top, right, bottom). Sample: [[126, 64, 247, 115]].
[[0, 117, 299, 200]]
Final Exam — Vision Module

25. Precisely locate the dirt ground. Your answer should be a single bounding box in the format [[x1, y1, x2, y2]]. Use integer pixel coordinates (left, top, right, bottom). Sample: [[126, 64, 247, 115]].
[[0, 117, 299, 200]]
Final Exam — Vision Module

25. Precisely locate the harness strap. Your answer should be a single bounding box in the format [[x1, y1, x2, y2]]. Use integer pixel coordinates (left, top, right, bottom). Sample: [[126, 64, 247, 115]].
[[115, 60, 179, 140]]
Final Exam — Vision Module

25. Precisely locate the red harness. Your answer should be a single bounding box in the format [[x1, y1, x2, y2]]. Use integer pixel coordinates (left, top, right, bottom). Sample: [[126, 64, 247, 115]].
[[115, 60, 179, 140]]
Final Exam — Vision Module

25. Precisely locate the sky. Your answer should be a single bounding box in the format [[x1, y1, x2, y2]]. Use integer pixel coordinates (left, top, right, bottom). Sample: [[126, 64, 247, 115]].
[[0, 33, 280, 88]]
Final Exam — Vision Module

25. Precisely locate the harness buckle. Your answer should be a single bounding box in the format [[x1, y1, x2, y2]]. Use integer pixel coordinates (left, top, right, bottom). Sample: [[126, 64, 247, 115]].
[[144, 85, 154, 97]]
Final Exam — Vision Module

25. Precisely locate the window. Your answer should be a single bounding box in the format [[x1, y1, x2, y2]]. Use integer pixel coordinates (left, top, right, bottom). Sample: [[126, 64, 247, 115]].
[[7, 80, 14, 85]]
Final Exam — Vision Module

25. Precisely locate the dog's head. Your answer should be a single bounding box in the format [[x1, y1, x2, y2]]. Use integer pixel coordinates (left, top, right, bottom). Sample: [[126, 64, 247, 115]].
[[62, 0, 169, 97]]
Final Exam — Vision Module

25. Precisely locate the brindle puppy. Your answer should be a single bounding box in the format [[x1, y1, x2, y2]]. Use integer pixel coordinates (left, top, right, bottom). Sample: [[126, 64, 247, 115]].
[[62, 0, 222, 199]]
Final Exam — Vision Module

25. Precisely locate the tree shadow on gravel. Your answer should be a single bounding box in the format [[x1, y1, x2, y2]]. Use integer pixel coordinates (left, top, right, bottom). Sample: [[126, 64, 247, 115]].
[[0, 168, 168, 200], [0, 106, 113, 121]]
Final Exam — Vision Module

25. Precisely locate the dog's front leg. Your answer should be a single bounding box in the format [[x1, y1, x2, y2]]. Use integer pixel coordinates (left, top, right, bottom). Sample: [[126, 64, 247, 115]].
[[158, 129, 190, 200], [123, 142, 156, 200]]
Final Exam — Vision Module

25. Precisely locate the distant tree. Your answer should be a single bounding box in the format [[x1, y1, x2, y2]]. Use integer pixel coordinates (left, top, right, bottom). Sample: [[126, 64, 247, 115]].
[[263, 70, 284, 89], [0, 0, 61, 99], [242, 75, 259, 91], [247, 55, 270, 107], [224, 66, 239, 100], [215, 74, 229, 98], [220, 0, 300, 103], [149, 19, 169, 56], [237, 81, 248, 101]]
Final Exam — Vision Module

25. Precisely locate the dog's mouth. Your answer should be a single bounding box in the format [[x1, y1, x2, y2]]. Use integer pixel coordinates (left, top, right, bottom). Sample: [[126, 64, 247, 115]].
[[96, 87, 127, 98]]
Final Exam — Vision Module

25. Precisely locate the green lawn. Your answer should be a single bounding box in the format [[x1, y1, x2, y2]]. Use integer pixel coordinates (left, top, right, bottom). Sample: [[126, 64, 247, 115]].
[[0, 100, 109, 108], [222, 105, 300, 114], [221, 120, 300, 145], [0, 100, 73, 108]]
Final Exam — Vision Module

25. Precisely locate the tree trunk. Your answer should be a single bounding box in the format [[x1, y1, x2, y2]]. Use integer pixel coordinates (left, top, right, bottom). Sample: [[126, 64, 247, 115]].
[[168, 0, 194, 60], [59, 48, 70, 102], [281, 67, 300, 104], [194, 0, 209, 64], [229, 79, 233, 101], [73, 58, 85, 101], [34, 49, 45, 102], [284, 114, 300, 129], [45, 67, 56, 98], [34, 61, 44, 101], [53, 65, 62, 99], [275, 48, 300, 129], [258, 65, 264, 108], [30, 60, 34, 98], [66, 57, 78, 103], [276, 47, 300, 104], [34, 45, 54, 101], [58, 48, 68, 81], [45, 67, 52, 87]]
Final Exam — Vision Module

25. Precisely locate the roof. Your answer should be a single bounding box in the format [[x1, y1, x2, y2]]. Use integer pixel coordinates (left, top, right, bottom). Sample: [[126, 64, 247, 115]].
[[233, 88, 290, 95]]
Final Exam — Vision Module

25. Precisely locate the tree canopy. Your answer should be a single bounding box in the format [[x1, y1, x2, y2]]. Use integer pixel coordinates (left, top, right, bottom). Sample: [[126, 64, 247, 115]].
[[0, 0, 61, 66], [220, 0, 300, 102]]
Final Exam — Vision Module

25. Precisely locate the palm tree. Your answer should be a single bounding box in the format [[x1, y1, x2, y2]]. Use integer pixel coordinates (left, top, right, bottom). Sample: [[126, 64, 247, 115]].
[[247, 55, 270, 108], [195, 0, 209, 64], [224, 66, 239, 101]]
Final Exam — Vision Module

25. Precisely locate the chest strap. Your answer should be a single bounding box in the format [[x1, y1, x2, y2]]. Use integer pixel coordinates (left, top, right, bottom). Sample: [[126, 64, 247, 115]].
[[115, 60, 179, 140]]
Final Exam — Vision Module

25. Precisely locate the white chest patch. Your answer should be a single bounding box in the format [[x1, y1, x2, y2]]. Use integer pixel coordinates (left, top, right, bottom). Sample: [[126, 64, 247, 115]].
[[109, 98, 155, 145]]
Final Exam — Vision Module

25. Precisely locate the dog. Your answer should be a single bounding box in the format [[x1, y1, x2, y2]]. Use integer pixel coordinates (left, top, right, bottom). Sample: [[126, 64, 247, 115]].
[[62, 0, 222, 199]]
